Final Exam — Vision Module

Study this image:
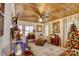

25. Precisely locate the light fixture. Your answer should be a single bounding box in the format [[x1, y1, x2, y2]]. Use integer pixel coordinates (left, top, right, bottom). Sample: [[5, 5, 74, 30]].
[[39, 18, 42, 22], [70, 22, 73, 25]]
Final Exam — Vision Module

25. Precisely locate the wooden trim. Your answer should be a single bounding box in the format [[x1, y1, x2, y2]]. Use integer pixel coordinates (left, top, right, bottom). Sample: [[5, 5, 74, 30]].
[[0, 10, 4, 16], [0, 3, 4, 14]]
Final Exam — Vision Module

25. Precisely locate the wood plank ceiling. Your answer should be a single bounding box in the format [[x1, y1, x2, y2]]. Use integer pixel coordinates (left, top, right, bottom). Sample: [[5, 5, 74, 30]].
[[15, 3, 79, 23]]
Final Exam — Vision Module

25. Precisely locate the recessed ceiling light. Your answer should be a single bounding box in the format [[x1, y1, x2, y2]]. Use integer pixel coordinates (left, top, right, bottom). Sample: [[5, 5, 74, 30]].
[[39, 18, 42, 22]]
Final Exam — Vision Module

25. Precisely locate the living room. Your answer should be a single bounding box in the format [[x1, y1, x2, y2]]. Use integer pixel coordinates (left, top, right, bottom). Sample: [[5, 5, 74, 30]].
[[0, 3, 79, 56]]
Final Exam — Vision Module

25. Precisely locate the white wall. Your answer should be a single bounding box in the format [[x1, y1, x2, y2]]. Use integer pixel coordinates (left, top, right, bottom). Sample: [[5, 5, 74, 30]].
[[63, 13, 79, 45], [18, 13, 79, 47], [18, 20, 45, 39], [45, 18, 64, 47], [45, 13, 79, 47], [0, 36, 3, 55]]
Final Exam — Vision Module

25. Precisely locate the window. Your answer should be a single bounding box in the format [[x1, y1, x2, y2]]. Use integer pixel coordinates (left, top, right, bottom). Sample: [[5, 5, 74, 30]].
[[18, 25, 22, 34], [25, 26, 33, 36]]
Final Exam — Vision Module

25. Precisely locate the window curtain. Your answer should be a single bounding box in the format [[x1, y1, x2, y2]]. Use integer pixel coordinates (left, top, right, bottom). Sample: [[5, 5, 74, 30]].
[[63, 14, 79, 45]]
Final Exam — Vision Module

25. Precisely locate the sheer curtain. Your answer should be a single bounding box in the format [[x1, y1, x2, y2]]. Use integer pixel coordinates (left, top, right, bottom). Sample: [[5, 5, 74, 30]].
[[63, 14, 79, 45]]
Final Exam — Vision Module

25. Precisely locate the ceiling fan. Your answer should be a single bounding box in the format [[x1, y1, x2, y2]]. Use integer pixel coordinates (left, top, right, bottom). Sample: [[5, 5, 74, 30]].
[[26, 4, 51, 22], [17, 4, 51, 22], [17, 12, 49, 22], [21, 11, 50, 22]]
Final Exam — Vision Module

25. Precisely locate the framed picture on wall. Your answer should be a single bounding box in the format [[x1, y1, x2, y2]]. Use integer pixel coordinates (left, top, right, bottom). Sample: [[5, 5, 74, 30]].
[[37, 25, 42, 32], [0, 3, 4, 37], [52, 21, 60, 33]]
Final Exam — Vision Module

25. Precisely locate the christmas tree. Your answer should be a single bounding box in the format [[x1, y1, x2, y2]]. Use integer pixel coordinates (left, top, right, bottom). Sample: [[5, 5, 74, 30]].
[[65, 24, 79, 49]]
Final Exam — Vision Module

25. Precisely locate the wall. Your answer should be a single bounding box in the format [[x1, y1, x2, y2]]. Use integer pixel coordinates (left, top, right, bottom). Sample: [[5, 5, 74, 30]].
[[45, 13, 79, 47], [0, 36, 3, 55], [63, 13, 79, 45], [45, 18, 64, 47], [18, 20, 45, 39], [18, 13, 79, 47]]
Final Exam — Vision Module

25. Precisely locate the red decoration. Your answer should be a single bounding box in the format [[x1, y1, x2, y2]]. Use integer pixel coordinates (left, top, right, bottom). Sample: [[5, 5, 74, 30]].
[[65, 24, 79, 49], [51, 34, 60, 46]]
